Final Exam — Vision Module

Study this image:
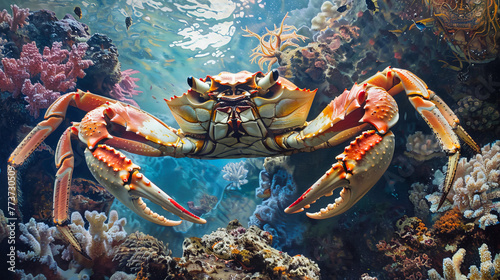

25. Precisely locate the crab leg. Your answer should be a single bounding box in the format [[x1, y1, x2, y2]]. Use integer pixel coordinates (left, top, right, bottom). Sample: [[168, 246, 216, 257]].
[[285, 130, 394, 218], [381, 68, 480, 207], [84, 145, 206, 225]]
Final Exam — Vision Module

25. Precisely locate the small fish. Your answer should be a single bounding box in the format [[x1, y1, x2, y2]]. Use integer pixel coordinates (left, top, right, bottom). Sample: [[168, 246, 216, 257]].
[[366, 0, 379, 12], [74, 7, 82, 19], [125, 16, 132, 30], [337, 4, 349, 13], [412, 20, 426, 31]]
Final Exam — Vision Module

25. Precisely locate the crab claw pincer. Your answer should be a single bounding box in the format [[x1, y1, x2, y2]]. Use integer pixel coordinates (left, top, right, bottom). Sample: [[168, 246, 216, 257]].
[[285, 131, 395, 219], [85, 145, 206, 226]]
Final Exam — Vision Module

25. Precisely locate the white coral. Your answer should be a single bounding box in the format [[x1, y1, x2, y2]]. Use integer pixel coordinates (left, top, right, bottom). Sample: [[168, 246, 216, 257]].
[[428, 243, 500, 280], [221, 161, 249, 190], [426, 141, 500, 229]]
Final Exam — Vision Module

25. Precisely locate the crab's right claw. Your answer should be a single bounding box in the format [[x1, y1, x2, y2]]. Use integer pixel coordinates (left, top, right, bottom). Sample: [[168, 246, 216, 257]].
[[285, 131, 395, 219], [85, 145, 206, 226]]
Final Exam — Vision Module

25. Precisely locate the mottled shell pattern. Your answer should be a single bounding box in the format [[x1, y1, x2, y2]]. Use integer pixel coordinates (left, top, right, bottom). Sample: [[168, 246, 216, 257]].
[[166, 71, 317, 136]]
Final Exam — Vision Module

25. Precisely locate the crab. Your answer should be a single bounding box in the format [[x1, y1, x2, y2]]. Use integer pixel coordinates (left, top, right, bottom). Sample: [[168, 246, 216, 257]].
[[8, 67, 479, 258]]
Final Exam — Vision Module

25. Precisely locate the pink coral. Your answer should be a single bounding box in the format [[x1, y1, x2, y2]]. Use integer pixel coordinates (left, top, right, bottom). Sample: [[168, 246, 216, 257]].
[[0, 41, 93, 117], [108, 69, 142, 107], [0, 5, 30, 32]]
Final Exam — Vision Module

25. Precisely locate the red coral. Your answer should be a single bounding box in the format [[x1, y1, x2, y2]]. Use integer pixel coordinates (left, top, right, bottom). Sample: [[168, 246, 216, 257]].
[[0, 5, 30, 32], [0, 41, 93, 117]]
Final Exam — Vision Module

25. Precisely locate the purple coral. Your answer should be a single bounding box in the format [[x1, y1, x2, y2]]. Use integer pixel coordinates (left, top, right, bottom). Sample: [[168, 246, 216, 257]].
[[0, 41, 93, 117], [108, 69, 142, 107]]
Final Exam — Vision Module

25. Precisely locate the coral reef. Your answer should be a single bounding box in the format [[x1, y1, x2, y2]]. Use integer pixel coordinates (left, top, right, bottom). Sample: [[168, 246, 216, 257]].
[[426, 141, 500, 229], [221, 161, 249, 190], [16, 210, 127, 279], [0, 4, 29, 32], [376, 216, 436, 279], [249, 167, 305, 250], [454, 96, 500, 132], [310, 1, 345, 31], [0, 41, 92, 117], [113, 231, 183, 278], [428, 243, 500, 280], [243, 13, 307, 72], [180, 219, 320, 279]]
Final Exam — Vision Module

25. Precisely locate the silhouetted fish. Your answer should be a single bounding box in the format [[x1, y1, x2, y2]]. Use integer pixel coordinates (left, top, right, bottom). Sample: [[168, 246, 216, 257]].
[[125, 16, 132, 30], [74, 7, 82, 19], [337, 5, 348, 13], [366, 0, 379, 12]]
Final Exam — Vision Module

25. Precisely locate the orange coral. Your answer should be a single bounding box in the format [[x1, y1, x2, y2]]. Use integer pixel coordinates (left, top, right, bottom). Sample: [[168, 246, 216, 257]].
[[432, 208, 464, 235], [242, 13, 307, 72]]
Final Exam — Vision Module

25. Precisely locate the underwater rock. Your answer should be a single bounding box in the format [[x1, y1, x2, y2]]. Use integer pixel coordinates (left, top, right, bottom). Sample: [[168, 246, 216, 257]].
[[78, 33, 122, 95], [180, 219, 320, 279], [25, 10, 90, 49], [113, 231, 183, 278], [249, 167, 305, 250]]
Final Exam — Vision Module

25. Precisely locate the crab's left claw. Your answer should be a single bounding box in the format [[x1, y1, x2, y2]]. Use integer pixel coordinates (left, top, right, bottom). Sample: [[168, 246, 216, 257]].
[[84, 145, 206, 225], [285, 131, 394, 219]]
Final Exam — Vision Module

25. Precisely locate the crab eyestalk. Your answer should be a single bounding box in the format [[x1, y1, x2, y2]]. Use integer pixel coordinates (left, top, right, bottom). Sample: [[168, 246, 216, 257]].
[[257, 69, 279, 93], [187, 76, 211, 95]]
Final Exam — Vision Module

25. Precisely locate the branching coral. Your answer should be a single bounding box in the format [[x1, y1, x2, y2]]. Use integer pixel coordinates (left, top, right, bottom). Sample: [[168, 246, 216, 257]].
[[242, 13, 307, 72], [0, 41, 93, 117], [428, 243, 500, 280], [426, 141, 500, 229], [0, 4, 29, 32], [221, 161, 249, 190], [17, 210, 127, 279]]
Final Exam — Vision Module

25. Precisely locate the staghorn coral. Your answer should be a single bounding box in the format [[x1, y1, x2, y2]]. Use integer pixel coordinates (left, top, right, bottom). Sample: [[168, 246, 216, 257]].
[[64, 210, 127, 260], [426, 141, 500, 229], [242, 13, 307, 72], [428, 243, 500, 280], [221, 161, 249, 190], [405, 131, 445, 161]]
